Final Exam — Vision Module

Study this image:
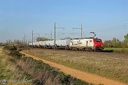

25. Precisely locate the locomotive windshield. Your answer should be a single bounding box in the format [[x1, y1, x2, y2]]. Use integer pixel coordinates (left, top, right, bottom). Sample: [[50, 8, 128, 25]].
[[96, 39, 101, 42]]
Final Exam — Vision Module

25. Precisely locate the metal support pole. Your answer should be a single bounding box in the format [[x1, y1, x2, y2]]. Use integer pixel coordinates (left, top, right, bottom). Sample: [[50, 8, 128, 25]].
[[51, 31, 52, 40], [54, 22, 56, 49], [81, 24, 82, 38], [73, 24, 83, 38], [24, 34, 25, 45], [32, 30, 33, 46]]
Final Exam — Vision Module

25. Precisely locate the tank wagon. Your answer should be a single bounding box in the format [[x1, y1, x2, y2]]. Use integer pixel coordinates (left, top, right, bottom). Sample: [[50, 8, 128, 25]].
[[29, 38, 103, 51]]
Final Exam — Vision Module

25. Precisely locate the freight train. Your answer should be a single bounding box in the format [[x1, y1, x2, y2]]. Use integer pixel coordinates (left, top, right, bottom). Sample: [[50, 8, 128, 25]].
[[29, 37, 104, 51]]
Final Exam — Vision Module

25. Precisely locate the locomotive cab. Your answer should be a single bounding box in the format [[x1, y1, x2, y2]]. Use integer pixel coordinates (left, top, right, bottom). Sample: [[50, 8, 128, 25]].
[[92, 38, 103, 51]]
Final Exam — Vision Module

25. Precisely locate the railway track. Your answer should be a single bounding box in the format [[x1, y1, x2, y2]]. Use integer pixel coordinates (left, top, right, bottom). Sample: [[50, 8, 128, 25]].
[[30, 47, 113, 53]]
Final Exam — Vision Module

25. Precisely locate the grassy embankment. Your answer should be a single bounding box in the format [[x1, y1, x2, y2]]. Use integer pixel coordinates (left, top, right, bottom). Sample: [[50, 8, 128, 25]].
[[104, 48, 128, 53], [0, 47, 31, 85], [24, 48, 128, 84], [0, 46, 91, 85]]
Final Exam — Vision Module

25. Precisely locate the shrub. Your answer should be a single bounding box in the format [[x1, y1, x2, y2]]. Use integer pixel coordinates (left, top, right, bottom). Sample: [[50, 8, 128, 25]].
[[3, 45, 22, 59], [3, 45, 17, 51], [8, 51, 22, 59]]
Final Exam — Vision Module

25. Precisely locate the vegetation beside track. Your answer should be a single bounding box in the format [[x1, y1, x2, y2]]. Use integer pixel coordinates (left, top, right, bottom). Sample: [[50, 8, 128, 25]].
[[0, 45, 91, 85], [24, 48, 128, 84], [104, 48, 128, 53]]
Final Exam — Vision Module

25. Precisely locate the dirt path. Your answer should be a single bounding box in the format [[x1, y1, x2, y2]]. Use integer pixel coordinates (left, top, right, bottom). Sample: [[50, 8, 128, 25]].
[[21, 52, 127, 85]]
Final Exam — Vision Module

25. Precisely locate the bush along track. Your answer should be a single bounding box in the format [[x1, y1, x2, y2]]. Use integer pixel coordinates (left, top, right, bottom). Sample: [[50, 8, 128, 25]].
[[2, 45, 92, 85]]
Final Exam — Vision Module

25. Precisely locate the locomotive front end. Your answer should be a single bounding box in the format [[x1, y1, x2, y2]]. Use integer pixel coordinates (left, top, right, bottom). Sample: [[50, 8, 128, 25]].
[[93, 38, 104, 51]]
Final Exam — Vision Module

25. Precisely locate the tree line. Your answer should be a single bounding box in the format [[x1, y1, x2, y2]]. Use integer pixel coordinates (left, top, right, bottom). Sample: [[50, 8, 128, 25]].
[[103, 34, 128, 48]]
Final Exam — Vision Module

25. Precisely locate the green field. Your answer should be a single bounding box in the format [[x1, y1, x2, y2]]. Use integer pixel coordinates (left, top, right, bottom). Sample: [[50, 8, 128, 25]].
[[24, 49, 128, 84], [104, 48, 128, 53]]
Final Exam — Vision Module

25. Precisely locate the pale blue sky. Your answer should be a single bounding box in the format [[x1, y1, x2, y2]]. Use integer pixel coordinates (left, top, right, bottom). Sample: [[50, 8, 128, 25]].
[[0, 0, 128, 42]]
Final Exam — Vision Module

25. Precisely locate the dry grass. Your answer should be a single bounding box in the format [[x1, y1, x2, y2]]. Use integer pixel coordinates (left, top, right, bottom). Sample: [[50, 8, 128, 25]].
[[0, 48, 33, 84], [0, 47, 90, 85], [24, 48, 128, 84]]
